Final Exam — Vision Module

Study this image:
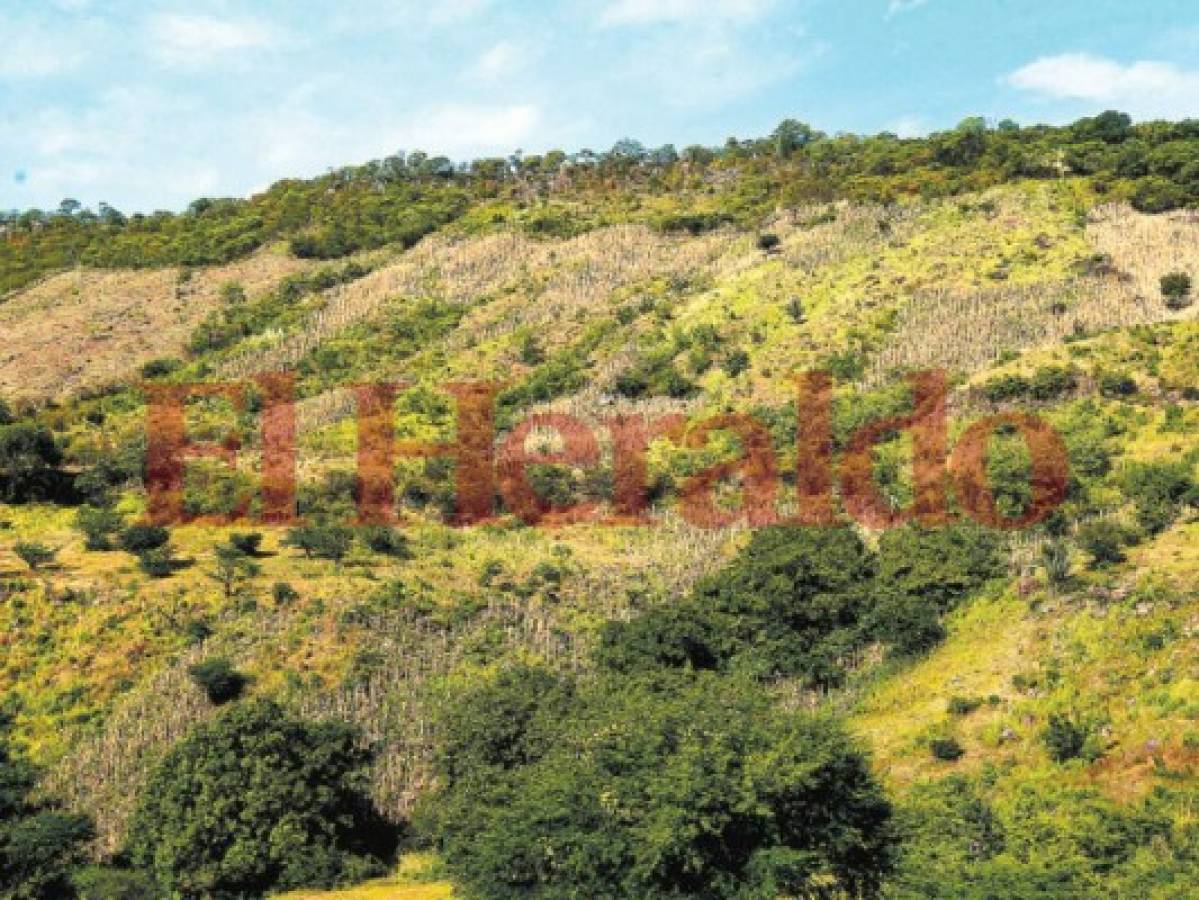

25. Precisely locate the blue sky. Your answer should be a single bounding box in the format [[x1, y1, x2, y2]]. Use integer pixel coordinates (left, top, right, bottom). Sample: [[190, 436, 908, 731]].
[[2, 0, 1197, 211]]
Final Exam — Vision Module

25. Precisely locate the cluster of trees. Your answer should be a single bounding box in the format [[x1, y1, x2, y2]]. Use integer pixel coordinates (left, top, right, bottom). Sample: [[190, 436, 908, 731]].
[[7, 111, 1199, 295], [597, 524, 1006, 687], [413, 523, 1013, 897], [419, 667, 895, 898]]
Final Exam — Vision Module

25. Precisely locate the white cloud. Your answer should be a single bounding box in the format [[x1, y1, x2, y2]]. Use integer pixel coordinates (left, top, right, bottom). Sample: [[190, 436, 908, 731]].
[[464, 41, 528, 85], [613, 30, 805, 110], [887, 0, 930, 16], [146, 13, 279, 66], [241, 102, 542, 178], [0, 13, 93, 79], [391, 104, 542, 156], [600, 0, 775, 27], [886, 115, 928, 138], [1007, 53, 1199, 119], [428, 0, 492, 26]]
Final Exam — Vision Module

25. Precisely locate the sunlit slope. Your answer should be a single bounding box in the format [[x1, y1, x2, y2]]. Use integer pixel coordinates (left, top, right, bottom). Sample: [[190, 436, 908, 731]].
[[0, 179, 1194, 859]]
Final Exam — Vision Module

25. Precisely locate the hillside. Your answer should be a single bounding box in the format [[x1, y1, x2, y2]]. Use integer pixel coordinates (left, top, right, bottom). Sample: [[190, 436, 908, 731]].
[[1, 117, 1197, 898]]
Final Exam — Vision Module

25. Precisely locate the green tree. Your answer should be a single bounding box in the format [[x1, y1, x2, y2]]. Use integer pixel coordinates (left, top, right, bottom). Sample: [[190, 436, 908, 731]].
[[420, 669, 895, 899], [74, 506, 125, 552], [1, 709, 94, 899], [207, 546, 260, 598], [187, 658, 248, 706], [0, 424, 63, 503], [284, 525, 354, 562], [1160, 271, 1193, 309], [126, 701, 393, 898], [119, 525, 169, 553], [600, 527, 877, 686]]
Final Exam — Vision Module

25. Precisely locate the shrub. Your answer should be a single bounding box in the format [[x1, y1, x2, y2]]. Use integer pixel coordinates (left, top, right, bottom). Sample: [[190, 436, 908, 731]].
[[1028, 366, 1078, 400], [187, 657, 248, 705], [1121, 460, 1198, 536], [1041, 539, 1072, 589], [227, 531, 264, 555], [1098, 371, 1137, 398], [137, 547, 178, 578], [75, 506, 125, 551], [14, 542, 57, 572], [1042, 713, 1091, 762], [756, 232, 781, 252], [285, 524, 354, 562], [1160, 271, 1193, 309], [722, 348, 751, 377], [139, 357, 182, 379], [1077, 520, 1138, 568], [930, 737, 965, 761], [689, 526, 877, 686], [980, 373, 1031, 402], [126, 701, 394, 897], [358, 525, 412, 558], [119, 525, 169, 553], [273, 581, 300, 605], [948, 696, 983, 717], [875, 525, 1007, 616]]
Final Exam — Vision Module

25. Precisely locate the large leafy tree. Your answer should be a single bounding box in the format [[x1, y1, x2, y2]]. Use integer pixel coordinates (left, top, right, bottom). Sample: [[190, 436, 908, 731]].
[[126, 700, 394, 899], [0, 423, 64, 503], [420, 668, 895, 899], [0, 709, 94, 899]]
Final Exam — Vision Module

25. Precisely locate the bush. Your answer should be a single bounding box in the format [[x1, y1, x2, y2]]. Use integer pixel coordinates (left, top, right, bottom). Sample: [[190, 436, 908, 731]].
[[1121, 460, 1198, 535], [227, 531, 264, 555], [14, 542, 57, 572], [273, 581, 300, 605], [136, 547, 178, 578], [1042, 713, 1092, 762], [420, 669, 895, 899], [358, 525, 412, 558], [75, 506, 125, 551], [284, 524, 354, 562], [948, 696, 983, 717], [980, 373, 1031, 403], [119, 525, 169, 553], [688, 526, 877, 686], [1098, 371, 1137, 398], [1029, 366, 1078, 400], [139, 357, 182, 379], [187, 657, 248, 705], [1077, 520, 1138, 568], [875, 525, 1007, 617], [1041, 539, 1072, 588], [126, 701, 394, 898], [756, 232, 781, 252], [930, 737, 966, 761], [722, 348, 751, 377], [1161, 271, 1193, 309]]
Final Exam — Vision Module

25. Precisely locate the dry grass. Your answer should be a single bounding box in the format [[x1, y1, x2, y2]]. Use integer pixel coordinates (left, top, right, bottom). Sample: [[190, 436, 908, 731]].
[[0, 245, 310, 403]]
